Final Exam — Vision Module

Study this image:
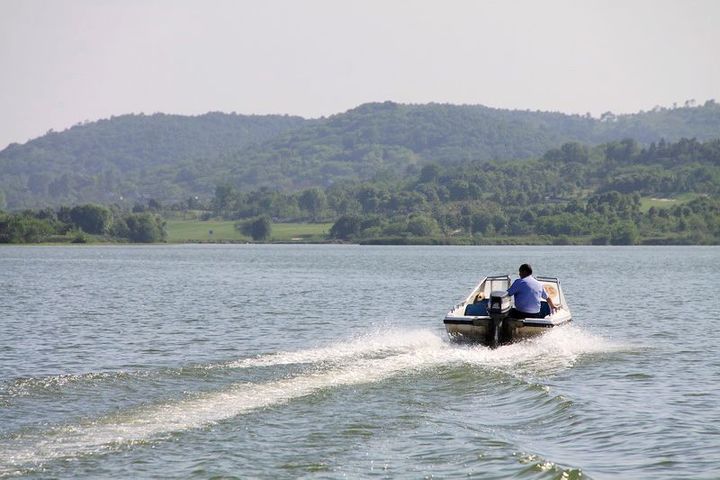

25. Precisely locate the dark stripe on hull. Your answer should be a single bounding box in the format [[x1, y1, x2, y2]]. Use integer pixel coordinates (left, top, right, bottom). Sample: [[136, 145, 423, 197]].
[[444, 318, 571, 328]]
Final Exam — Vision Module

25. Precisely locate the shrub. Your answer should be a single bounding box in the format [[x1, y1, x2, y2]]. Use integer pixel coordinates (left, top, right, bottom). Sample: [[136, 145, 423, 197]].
[[236, 215, 272, 241]]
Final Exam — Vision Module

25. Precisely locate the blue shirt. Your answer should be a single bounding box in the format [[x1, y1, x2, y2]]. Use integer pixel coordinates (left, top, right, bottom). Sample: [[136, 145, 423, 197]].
[[506, 276, 548, 314]]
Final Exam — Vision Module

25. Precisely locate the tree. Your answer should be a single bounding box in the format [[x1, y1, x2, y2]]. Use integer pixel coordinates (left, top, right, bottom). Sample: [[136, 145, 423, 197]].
[[69, 204, 111, 234], [406, 214, 440, 236], [610, 221, 639, 245], [357, 186, 387, 213], [298, 188, 326, 221], [0, 214, 55, 243], [237, 215, 272, 241], [419, 164, 441, 183], [124, 213, 167, 242], [329, 215, 361, 240], [449, 179, 470, 201], [605, 138, 639, 163], [147, 198, 162, 211], [213, 184, 235, 215], [560, 142, 589, 163]]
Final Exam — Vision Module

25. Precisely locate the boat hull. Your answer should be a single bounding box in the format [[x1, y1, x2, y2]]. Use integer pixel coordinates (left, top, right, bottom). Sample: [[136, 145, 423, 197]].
[[443, 314, 572, 345]]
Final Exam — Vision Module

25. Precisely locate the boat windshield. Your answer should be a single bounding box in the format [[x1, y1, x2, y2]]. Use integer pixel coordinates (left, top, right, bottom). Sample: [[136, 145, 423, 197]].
[[479, 275, 511, 298], [536, 277, 563, 305]]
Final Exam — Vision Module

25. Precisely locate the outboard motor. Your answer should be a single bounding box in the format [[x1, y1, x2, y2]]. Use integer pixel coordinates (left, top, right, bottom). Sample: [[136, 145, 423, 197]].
[[487, 290, 511, 348]]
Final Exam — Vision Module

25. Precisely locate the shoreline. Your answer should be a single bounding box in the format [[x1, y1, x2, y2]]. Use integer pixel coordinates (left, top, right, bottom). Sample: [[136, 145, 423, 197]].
[[3, 238, 718, 247]]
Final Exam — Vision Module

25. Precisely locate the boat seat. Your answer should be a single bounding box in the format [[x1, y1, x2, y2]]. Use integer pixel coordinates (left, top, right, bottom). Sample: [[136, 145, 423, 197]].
[[465, 299, 488, 316]]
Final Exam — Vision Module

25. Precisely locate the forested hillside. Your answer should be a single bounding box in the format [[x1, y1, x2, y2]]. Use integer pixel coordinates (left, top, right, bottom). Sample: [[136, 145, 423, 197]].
[[0, 112, 309, 208], [1, 100, 719, 209], [212, 101, 720, 193], [204, 137, 720, 244]]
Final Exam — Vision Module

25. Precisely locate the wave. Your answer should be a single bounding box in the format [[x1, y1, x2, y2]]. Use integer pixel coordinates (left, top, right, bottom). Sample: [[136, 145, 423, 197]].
[[220, 325, 621, 382], [220, 328, 446, 369], [0, 326, 618, 475], [0, 371, 150, 399]]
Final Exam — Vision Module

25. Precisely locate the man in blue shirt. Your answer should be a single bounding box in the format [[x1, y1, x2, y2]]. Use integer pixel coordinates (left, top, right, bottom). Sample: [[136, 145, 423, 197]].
[[506, 264, 557, 318]]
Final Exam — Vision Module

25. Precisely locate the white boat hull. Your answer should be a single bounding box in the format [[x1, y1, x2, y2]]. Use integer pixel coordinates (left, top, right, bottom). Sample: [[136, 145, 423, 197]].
[[443, 312, 572, 343]]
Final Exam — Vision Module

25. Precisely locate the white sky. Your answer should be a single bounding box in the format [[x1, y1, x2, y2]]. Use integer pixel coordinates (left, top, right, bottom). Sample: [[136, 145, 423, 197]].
[[1, 0, 719, 149]]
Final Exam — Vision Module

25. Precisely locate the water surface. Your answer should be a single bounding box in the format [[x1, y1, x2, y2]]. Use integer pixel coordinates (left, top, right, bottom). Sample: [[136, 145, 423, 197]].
[[1, 245, 718, 479]]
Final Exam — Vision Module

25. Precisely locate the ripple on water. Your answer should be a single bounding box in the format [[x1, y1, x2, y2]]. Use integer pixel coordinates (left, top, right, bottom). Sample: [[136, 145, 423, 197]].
[[0, 327, 619, 476], [3, 244, 719, 479]]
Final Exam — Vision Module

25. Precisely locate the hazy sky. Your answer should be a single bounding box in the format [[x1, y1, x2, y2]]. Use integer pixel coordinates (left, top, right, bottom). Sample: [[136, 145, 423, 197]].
[[1, 0, 719, 149]]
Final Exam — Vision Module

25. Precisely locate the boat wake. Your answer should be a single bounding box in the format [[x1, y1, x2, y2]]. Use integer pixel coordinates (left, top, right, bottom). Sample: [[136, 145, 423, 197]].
[[0, 325, 619, 476]]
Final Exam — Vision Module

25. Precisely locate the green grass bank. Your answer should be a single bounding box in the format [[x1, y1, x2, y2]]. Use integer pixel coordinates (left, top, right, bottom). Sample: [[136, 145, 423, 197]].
[[165, 220, 333, 243]]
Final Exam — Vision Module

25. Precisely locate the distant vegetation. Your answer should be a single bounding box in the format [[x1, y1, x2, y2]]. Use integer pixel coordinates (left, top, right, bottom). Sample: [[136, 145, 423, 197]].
[[0, 207, 332, 244], [3, 137, 718, 245], [236, 215, 272, 241], [199, 137, 720, 245], [2, 100, 720, 209], [2, 100, 719, 245], [0, 112, 309, 209], [0, 204, 166, 243]]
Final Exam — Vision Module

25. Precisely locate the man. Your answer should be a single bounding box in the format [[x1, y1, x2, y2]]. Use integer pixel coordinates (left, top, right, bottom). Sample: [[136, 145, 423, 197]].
[[506, 264, 557, 318]]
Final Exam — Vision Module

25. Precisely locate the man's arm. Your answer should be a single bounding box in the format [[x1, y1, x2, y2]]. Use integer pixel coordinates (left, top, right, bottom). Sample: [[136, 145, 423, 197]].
[[506, 279, 519, 296], [546, 296, 557, 313]]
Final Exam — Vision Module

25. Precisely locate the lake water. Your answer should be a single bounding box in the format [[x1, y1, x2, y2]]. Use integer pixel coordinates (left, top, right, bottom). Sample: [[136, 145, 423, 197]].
[[1, 245, 719, 479]]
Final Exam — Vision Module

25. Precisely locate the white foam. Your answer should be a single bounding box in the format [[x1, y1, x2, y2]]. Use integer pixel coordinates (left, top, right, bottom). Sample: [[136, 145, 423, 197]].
[[3, 371, 148, 397], [450, 325, 621, 371], [0, 348, 443, 473], [220, 329, 446, 369], [0, 326, 618, 474]]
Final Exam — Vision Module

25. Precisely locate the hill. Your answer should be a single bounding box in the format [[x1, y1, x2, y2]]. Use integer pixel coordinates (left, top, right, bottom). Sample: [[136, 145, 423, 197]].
[[212, 100, 720, 192], [2, 100, 720, 209], [0, 112, 309, 208]]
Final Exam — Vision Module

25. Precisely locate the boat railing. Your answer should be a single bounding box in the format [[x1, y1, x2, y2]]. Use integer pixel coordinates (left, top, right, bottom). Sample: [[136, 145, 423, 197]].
[[536, 276, 559, 282]]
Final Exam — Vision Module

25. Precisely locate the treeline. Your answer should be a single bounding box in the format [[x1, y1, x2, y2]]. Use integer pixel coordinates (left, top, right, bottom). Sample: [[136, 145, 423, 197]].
[[204, 137, 720, 244], [325, 193, 720, 245], [0, 204, 166, 243], [3, 137, 719, 245], [2, 101, 720, 209]]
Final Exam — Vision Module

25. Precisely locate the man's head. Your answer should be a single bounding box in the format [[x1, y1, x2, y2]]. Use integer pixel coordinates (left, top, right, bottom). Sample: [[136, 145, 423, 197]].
[[518, 263, 532, 278]]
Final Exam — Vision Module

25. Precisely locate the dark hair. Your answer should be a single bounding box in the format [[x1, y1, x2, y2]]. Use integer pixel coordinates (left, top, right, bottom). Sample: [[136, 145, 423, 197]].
[[519, 263, 532, 276]]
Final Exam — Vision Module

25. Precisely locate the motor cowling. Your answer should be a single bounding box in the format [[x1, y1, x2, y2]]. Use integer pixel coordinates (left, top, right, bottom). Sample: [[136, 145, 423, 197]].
[[488, 291, 511, 316]]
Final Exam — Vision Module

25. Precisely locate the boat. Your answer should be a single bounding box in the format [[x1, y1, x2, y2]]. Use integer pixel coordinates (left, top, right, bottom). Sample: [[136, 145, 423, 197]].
[[443, 275, 572, 347]]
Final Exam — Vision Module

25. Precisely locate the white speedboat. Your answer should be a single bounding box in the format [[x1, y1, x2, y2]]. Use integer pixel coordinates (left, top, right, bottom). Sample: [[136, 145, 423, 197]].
[[443, 275, 572, 347]]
